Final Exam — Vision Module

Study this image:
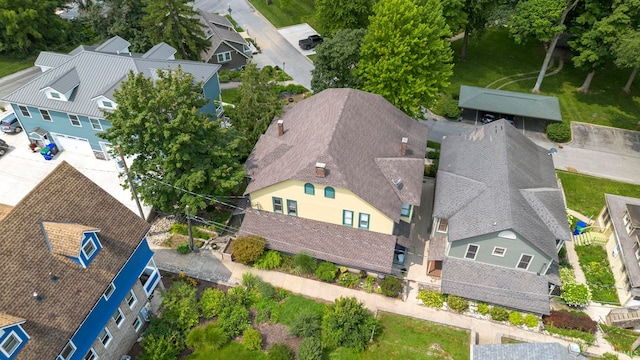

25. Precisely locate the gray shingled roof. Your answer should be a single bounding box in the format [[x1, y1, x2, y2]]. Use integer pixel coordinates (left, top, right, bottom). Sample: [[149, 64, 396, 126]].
[[3, 44, 220, 119], [142, 42, 177, 60], [0, 162, 150, 359], [459, 85, 562, 121], [44, 67, 80, 94], [605, 194, 640, 288], [94, 35, 130, 54], [245, 88, 429, 222], [441, 257, 552, 314], [239, 209, 396, 273], [433, 121, 570, 260], [472, 342, 586, 360], [198, 10, 250, 62]]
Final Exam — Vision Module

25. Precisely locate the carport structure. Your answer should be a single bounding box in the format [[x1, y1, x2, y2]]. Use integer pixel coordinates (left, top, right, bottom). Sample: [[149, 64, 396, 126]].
[[458, 85, 562, 130]]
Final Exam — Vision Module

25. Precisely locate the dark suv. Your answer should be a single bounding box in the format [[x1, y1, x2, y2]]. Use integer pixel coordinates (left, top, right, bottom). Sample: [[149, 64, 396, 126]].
[[1, 113, 22, 133]]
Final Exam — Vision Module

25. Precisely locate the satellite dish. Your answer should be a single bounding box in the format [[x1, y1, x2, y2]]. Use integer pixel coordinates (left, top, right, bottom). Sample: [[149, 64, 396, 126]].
[[548, 148, 558, 156]]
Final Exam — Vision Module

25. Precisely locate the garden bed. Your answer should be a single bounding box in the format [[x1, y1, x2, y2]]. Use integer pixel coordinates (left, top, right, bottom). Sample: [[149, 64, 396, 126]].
[[574, 245, 620, 305]]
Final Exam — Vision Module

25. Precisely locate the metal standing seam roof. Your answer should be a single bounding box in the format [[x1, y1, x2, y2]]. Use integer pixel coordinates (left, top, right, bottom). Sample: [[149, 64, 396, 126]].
[[458, 85, 563, 121], [245, 88, 429, 223], [0, 161, 150, 359], [142, 42, 177, 60], [35, 52, 72, 69], [43, 67, 80, 94], [433, 121, 570, 261], [605, 194, 640, 289], [94, 35, 130, 54], [2, 46, 221, 119]]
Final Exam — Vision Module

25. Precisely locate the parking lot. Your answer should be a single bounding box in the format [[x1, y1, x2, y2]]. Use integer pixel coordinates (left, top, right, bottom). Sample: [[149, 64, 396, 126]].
[[277, 23, 321, 57], [571, 122, 640, 158]]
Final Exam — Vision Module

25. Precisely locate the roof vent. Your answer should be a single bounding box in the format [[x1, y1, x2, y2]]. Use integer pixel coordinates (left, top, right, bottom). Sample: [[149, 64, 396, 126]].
[[50, 272, 58, 282], [401, 137, 408, 156], [392, 178, 403, 190], [315, 162, 326, 178], [277, 119, 284, 136], [33, 291, 43, 302]]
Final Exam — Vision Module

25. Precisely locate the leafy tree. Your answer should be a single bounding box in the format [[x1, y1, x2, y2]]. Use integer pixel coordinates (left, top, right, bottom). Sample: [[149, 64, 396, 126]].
[[457, 0, 501, 60], [160, 281, 200, 333], [311, 29, 366, 93], [139, 333, 182, 360], [315, 0, 374, 36], [613, 30, 640, 92], [142, 0, 209, 60], [358, 0, 454, 118], [0, 0, 69, 55], [509, 0, 580, 92], [100, 67, 245, 213], [226, 63, 282, 157], [322, 297, 378, 351]]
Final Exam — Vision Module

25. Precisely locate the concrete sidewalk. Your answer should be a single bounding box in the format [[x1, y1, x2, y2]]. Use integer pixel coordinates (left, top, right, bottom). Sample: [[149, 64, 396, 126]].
[[149, 242, 628, 359]]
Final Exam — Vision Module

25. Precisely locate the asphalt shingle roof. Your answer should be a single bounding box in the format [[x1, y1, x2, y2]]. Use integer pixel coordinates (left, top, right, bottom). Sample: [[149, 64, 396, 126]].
[[239, 209, 396, 273], [245, 88, 429, 222], [433, 120, 570, 261], [198, 10, 250, 62], [605, 194, 640, 287], [0, 161, 150, 359], [458, 85, 562, 121], [41, 222, 100, 258], [472, 342, 586, 360]]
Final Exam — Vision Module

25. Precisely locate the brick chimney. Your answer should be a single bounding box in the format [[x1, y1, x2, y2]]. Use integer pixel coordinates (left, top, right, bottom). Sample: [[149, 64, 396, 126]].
[[401, 137, 408, 156], [315, 162, 326, 178], [277, 119, 284, 136]]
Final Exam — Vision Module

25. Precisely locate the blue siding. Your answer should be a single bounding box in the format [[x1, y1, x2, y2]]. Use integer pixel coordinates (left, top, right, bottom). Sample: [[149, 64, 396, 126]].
[[67, 239, 154, 360], [0, 324, 29, 360], [9, 104, 110, 151], [201, 73, 221, 116], [80, 232, 102, 266]]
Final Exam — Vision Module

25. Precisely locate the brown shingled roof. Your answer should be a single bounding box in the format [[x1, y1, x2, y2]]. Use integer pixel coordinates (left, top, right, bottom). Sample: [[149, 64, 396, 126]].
[[245, 88, 429, 223], [0, 161, 150, 359], [0, 203, 13, 221], [0, 312, 25, 328], [41, 222, 100, 257]]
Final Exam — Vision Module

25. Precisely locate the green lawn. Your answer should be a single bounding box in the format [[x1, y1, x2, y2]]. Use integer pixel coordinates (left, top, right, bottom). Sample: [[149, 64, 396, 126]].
[[0, 55, 34, 78], [221, 88, 241, 105], [601, 324, 640, 356], [248, 0, 316, 30], [575, 245, 620, 305], [330, 312, 470, 360], [186, 341, 267, 360], [557, 171, 640, 218], [444, 28, 640, 130]]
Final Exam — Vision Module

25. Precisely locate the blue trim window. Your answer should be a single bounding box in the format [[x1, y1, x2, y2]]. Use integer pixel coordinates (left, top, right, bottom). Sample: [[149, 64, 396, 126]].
[[59, 341, 76, 360], [103, 283, 115, 300], [304, 183, 315, 195], [82, 239, 97, 259], [287, 200, 298, 216], [343, 210, 354, 226], [358, 213, 370, 230], [272, 197, 283, 213], [324, 187, 335, 199], [1, 331, 21, 357], [401, 204, 412, 217]]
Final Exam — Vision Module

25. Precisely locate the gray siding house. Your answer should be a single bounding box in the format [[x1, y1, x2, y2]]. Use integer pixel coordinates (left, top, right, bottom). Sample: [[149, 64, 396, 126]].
[[428, 120, 570, 314], [198, 10, 252, 70]]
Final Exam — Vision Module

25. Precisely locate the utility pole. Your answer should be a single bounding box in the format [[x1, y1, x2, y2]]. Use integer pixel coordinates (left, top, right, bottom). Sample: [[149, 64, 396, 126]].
[[117, 145, 145, 220], [186, 205, 194, 251]]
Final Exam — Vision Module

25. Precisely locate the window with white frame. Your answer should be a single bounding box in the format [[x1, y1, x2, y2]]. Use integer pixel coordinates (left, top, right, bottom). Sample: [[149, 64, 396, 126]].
[[18, 105, 31, 117], [103, 283, 115, 300], [343, 210, 353, 226], [50, 92, 61, 99], [628, 223, 634, 234], [133, 316, 143, 332], [464, 244, 479, 260], [492, 247, 506, 257], [624, 213, 631, 225], [98, 327, 112, 347], [287, 200, 297, 216], [102, 101, 114, 109], [40, 109, 52, 121], [358, 213, 370, 230], [69, 114, 81, 127], [437, 219, 448, 233], [112, 307, 125, 327], [216, 51, 232, 62], [90, 118, 102, 131], [82, 239, 97, 259], [517, 254, 533, 270], [0, 331, 21, 357], [126, 289, 137, 308], [59, 342, 76, 360], [83, 348, 98, 360]]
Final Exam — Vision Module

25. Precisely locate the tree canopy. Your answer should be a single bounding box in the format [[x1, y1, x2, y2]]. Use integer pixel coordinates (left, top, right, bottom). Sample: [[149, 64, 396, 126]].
[[80, 0, 151, 52], [311, 29, 366, 93], [315, 0, 374, 36], [0, 0, 69, 55], [142, 0, 209, 60], [357, 0, 453, 118], [100, 68, 245, 212], [225, 63, 282, 157]]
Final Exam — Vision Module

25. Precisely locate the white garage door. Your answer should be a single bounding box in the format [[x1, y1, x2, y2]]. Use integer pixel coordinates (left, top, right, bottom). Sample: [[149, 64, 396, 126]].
[[51, 133, 94, 157]]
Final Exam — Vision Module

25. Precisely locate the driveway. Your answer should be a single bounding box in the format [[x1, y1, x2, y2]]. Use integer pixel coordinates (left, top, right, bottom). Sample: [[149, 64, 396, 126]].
[[193, 0, 314, 90]]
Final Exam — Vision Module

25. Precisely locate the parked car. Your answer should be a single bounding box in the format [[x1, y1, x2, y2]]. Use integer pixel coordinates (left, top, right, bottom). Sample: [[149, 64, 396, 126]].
[[0, 139, 8, 156], [299, 35, 323, 50], [1, 112, 22, 133], [481, 113, 496, 124]]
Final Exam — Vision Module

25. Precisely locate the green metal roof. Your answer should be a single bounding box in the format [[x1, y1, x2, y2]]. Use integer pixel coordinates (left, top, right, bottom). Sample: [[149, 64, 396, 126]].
[[458, 85, 562, 122]]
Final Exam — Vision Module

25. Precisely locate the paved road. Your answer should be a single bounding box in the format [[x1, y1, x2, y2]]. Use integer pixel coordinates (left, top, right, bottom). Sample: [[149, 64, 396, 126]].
[[193, 0, 314, 89], [0, 66, 40, 107], [423, 117, 640, 185]]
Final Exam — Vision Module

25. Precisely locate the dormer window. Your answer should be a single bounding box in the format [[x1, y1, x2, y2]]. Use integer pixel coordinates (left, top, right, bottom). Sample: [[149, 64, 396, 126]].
[[102, 101, 113, 109], [82, 240, 97, 258], [1, 331, 21, 357], [50, 92, 61, 99]]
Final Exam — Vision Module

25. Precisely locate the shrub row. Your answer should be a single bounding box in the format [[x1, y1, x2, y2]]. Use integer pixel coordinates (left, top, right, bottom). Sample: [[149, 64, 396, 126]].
[[543, 309, 598, 334]]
